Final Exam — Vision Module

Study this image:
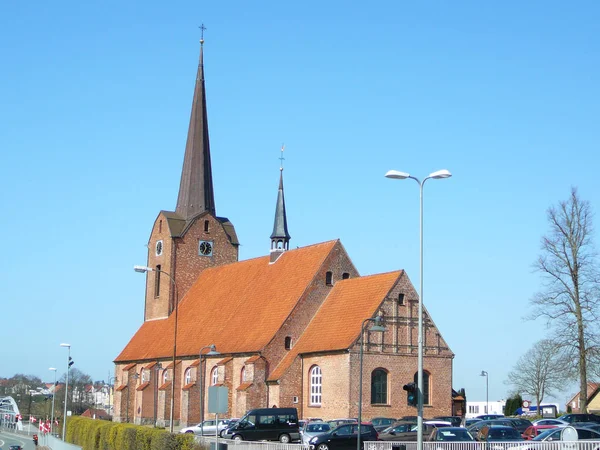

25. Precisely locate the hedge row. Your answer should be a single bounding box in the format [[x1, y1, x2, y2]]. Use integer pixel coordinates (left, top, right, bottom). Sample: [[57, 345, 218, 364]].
[[65, 416, 208, 450]]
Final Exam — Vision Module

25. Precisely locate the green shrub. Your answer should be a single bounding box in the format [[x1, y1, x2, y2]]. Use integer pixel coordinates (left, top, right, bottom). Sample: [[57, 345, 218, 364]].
[[63, 416, 207, 450]]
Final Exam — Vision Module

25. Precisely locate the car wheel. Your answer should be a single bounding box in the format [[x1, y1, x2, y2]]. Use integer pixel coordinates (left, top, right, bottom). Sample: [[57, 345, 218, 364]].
[[233, 435, 243, 442], [317, 444, 329, 450], [185, 430, 194, 434], [279, 434, 291, 443]]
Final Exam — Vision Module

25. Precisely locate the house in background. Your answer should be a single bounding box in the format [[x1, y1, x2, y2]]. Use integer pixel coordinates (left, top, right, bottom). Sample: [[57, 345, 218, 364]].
[[567, 382, 600, 413]]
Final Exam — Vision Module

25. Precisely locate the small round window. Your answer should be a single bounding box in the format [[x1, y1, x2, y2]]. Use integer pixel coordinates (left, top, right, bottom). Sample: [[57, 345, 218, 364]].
[[155, 240, 163, 256]]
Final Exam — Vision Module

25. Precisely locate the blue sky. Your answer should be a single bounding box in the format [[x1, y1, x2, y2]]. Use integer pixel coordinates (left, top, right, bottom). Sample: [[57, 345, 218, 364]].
[[1, 1, 599, 409]]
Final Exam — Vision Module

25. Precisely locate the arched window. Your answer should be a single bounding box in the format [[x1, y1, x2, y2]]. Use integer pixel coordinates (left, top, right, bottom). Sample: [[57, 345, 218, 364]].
[[310, 366, 322, 405], [162, 369, 168, 384], [371, 369, 388, 404], [413, 371, 430, 405], [141, 367, 149, 383], [241, 367, 247, 383], [285, 336, 293, 350], [211, 367, 218, 385], [185, 368, 192, 385], [325, 271, 333, 286]]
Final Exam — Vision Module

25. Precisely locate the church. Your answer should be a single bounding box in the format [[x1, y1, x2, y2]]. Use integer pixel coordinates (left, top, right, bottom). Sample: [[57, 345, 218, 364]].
[[113, 39, 455, 427]]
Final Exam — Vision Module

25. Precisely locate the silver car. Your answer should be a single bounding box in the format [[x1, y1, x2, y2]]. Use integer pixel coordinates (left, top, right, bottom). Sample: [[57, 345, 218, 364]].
[[301, 422, 332, 445], [180, 418, 237, 435]]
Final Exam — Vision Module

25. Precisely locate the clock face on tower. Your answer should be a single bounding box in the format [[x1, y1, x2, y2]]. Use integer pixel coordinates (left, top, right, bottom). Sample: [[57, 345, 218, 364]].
[[198, 240, 213, 257]]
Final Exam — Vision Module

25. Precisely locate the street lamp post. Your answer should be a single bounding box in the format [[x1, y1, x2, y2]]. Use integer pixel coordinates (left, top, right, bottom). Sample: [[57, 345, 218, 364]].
[[385, 168, 451, 450], [59, 343, 71, 441], [106, 376, 116, 418], [480, 370, 489, 415], [198, 345, 220, 426], [49, 368, 57, 436], [134, 265, 179, 433], [357, 316, 386, 450]]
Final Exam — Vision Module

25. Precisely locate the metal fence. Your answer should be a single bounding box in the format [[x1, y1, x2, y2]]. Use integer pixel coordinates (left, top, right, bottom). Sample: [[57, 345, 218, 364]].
[[196, 436, 306, 450], [362, 442, 600, 450]]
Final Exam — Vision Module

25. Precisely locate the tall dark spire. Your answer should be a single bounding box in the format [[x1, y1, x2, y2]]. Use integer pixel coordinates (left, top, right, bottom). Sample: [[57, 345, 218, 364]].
[[270, 147, 291, 261], [176, 33, 216, 220]]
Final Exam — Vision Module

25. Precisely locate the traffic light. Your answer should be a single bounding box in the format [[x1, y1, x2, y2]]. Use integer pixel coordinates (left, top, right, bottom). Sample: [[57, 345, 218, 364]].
[[403, 382, 418, 407]]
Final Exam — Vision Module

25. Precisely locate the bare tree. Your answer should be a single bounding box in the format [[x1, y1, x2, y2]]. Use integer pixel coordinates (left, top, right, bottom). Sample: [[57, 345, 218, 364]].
[[528, 188, 600, 413], [506, 339, 568, 412]]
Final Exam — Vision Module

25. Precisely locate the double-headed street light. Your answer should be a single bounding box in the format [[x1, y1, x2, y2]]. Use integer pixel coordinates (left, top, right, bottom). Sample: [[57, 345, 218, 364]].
[[49, 367, 57, 435], [357, 316, 386, 450], [134, 265, 179, 433], [59, 343, 72, 440], [480, 370, 489, 415], [199, 345, 220, 424], [385, 168, 452, 450]]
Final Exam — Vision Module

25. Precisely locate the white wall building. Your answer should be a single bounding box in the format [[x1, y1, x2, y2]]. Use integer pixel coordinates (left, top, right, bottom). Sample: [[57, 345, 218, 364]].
[[465, 400, 506, 418]]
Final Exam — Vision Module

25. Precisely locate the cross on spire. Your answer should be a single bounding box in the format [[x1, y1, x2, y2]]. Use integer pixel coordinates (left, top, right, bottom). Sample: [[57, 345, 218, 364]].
[[199, 23, 206, 44], [279, 144, 285, 170]]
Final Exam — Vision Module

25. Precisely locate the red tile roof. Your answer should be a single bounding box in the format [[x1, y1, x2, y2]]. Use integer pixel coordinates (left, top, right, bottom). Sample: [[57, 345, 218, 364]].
[[115, 241, 338, 362], [237, 382, 253, 391], [182, 382, 196, 390], [122, 363, 136, 371], [268, 270, 403, 381], [217, 357, 233, 366], [245, 355, 261, 363], [136, 382, 150, 391], [116, 385, 127, 392]]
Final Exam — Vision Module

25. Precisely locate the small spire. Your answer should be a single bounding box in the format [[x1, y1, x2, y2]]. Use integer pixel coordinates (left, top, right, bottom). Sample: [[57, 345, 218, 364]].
[[270, 146, 291, 261]]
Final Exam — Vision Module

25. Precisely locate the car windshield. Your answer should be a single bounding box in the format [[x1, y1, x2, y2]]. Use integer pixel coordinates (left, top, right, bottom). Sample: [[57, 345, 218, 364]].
[[488, 428, 521, 440], [306, 423, 331, 433], [436, 429, 474, 441], [533, 429, 561, 441]]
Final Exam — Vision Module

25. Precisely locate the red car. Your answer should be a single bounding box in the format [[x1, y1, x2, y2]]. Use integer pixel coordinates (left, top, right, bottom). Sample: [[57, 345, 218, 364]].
[[522, 424, 558, 440]]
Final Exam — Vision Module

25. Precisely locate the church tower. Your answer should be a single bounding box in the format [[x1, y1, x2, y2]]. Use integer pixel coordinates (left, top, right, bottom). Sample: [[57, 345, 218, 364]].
[[270, 156, 291, 263], [143, 37, 239, 321]]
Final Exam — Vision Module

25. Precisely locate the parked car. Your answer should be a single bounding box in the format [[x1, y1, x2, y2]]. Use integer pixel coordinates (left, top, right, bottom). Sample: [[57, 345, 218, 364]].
[[559, 414, 600, 424], [505, 418, 533, 434], [476, 425, 524, 448], [221, 407, 300, 442], [378, 422, 436, 441], [424, 420, 453, 428], [531, 418, 568, 427], [522, 425, 558, 440], [371, 417, 396, 431], [308, 423, 378, 450], [180, 418, 237, 435], [515, 425, 600, 449], [477, 414, 505, 421], [428, 427, 475, 442], [433, 416, 462, 427], [462, 417, 483, 428], [399, 416, 418, 423], [327, 418, 358, 428], [468, 419, 517, 435], [301, 421, 332, 446]]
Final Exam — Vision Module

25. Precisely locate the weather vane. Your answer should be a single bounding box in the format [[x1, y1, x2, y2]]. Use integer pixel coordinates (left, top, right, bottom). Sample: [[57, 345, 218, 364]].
[[279, 144, 285, 170]]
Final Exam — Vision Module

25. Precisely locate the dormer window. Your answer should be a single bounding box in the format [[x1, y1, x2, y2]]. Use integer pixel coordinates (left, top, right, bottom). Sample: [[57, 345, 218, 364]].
[[285, 336, 293, 350], [325, 271, 333, 286]]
